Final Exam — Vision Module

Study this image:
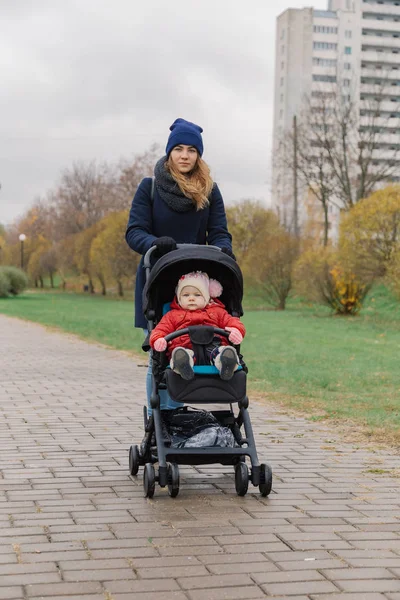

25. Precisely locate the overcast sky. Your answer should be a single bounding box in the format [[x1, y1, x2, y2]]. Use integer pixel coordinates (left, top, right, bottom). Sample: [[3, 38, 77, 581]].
[[0, 0, 327, 226]]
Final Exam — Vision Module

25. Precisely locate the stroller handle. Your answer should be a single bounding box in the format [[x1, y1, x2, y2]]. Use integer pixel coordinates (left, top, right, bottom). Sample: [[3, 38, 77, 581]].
[[164, 326, 230, 343], [143, 243, 222, 268]]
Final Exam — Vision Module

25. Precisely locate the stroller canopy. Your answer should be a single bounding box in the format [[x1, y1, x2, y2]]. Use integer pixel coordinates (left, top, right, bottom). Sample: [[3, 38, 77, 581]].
[[143, 245, 244, 321]]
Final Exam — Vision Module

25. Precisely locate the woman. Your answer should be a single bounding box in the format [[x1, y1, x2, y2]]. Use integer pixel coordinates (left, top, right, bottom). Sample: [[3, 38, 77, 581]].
[[125, 117, 234, 416]]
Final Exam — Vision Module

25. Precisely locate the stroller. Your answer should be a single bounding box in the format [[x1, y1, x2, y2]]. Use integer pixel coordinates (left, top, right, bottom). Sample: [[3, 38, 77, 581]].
[[129, 244, 272, 498]]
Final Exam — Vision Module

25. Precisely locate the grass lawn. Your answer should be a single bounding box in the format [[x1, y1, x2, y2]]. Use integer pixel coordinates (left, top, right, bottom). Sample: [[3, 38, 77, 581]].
[[1, 286, 400, 443]]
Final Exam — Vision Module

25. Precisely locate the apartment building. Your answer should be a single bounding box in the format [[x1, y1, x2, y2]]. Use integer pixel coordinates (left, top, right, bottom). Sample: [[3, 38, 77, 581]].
[[272, 0, 400, 235]]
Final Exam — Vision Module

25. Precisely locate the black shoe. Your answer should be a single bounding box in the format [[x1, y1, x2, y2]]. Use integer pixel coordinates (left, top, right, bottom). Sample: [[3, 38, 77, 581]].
[[219, 347, 238, 381], [171, 348, 194, 381]]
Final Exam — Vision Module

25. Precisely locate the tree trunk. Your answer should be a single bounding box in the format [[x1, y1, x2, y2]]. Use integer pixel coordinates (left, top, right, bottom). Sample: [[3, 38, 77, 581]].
[[50, 273, 54, 288], [98, 274, 106, 296], [89, 278, 95, 294], [323, 203, 329, 247], [39, 277, 44, 288], [117, 280, 124, 297], [277, 297, 286, 310]]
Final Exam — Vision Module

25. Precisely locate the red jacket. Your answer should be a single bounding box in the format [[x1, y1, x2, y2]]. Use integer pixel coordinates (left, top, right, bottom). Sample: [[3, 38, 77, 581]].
[[149, 297, 246, 356]]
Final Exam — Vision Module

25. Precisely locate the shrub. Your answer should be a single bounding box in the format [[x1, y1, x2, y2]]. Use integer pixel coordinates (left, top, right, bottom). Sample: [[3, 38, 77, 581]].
[[0, 270, 10, 298], [294, 247, 371, 315], [245, 229, 299, 310], [339, 185, 400, 278], [386, 249, 400, 300], [0, 266, 29, 296]]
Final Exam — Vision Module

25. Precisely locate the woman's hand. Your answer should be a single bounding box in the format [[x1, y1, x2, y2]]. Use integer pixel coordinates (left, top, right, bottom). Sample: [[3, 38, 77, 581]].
[[225, 327, 243, 345], [152, 237, 177, 256], [221, 247, 236, 261], [154, 338, 168, 352]]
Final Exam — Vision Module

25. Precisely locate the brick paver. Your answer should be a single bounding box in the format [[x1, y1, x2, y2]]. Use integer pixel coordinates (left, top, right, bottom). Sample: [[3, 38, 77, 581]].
[[1, 314, 400, 599]]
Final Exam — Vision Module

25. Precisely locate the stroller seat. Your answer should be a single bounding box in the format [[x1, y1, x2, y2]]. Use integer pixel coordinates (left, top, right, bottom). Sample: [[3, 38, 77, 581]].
[[165, 366, 246, 405]]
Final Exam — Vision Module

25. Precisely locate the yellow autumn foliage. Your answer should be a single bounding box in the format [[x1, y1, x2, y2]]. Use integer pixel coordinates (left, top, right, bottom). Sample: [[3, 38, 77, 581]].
[[294, 246, 371, 315], [340, 185, 400, 278]]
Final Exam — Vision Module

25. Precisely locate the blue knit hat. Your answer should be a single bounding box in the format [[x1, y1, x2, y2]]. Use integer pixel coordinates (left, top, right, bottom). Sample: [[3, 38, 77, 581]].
[[166, 118, 204, 157]]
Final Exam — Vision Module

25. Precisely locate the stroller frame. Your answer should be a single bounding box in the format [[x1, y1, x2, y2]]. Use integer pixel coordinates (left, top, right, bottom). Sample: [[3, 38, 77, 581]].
[[129, 244, 272, 498]]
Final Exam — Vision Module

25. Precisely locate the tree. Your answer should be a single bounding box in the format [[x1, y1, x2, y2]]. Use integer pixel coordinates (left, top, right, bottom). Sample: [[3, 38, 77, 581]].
[[275, 75, 400, 240], [40, 247, 58, 288], [55, 237, 77, 290], [90, 211, 140, 296], [27, 241, 49, 288], [74, 223, 103, 293], [276, 110, 336, 246], [51, 161, 114, 237], [226, 201, 281, 267], [246, 228, 299, 310], [89, 233, 109, 296], [340, 185, 400, 278], [309, 81, 400, 210], [294, 246, 373, 315], [116, 144, 160, 204]]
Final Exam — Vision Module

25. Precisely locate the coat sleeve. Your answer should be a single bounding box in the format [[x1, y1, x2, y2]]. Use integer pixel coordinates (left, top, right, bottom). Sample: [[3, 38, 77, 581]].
[[215, 307, 246, 338], [149, 312, 176, 347], [125, 178, 158, 255], [206, 184, 232, 250]]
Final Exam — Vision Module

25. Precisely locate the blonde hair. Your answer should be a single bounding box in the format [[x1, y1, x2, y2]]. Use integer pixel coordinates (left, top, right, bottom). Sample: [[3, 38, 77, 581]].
[[166, 155, 214, 211]]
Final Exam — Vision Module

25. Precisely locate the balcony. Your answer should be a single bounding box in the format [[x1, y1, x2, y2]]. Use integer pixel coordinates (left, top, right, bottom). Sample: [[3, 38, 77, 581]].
[[312, 65, 338, 76], [361, 65, 400, 77], [360, 98, 400, 112], [361, 49, 400, 63], [361, 33, 400, 49], [360, 111, 400, 122], [362, 19, 400, 32], [362, 2, 400, 17]]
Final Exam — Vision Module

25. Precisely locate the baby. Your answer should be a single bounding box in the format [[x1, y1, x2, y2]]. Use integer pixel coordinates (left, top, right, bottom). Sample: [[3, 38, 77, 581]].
[[149, 271, 246, 381]]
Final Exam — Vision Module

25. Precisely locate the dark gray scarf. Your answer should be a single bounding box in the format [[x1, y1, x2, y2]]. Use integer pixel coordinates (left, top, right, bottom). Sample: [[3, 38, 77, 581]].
[[154, 156, 196, 213]]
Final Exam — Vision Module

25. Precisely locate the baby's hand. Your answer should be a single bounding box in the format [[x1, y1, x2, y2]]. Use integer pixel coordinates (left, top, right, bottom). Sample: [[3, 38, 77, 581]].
[[154, 338, 167, 352], [226, 327, 243, 345]]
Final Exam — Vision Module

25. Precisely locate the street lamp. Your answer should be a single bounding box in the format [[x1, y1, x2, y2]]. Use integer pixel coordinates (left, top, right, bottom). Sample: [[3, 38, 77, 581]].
[[19, 234, 26, 270]]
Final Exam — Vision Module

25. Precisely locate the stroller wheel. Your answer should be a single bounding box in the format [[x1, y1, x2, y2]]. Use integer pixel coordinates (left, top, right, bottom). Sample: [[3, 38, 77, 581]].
[[167, 463, 180, 498], [128, 445, 140, 476], [259, 463, 273, 497], [235, 462, 249, 496], [143, 463, 156, 498]]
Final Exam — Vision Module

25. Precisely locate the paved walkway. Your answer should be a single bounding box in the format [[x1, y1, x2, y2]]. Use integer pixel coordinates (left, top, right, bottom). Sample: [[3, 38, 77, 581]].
[[1, 314, 400, 600]]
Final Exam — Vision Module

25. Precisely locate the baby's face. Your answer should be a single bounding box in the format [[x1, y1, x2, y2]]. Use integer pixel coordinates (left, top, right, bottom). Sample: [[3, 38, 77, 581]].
[[179, 286, 207, 311]]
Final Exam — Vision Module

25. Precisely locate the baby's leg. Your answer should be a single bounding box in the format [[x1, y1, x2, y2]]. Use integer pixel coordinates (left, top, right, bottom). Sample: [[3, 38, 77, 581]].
[[212, 346, 239, 381], [170, 347, 195, 380]]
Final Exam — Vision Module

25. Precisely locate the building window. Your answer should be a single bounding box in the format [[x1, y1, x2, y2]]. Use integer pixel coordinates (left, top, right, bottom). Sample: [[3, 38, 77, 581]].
[[344, 62, 351, 70], [280, 94, 284, 102], [345, 30, 352, 38], [281, 29, 285, 40], [343, 79, 351, 86], [313, 25, 339, 34], [313, 57, 337, 67], [281, 44, 285, 54], [280, 77, 284, 87], [279, 109, 283, 119], [345, 46, 352, 54], [281, 61, 284, 70], [313, 74, 337, 82], [313, 42, 338, 50]]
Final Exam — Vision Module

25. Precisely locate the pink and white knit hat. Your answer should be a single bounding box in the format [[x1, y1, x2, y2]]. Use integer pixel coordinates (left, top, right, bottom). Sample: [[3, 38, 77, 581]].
[[176, 271, 223, 304]]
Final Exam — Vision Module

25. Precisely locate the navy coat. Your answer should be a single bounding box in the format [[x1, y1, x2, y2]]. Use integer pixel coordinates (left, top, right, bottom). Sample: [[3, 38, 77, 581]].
[[125, 177, 232, 328]]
